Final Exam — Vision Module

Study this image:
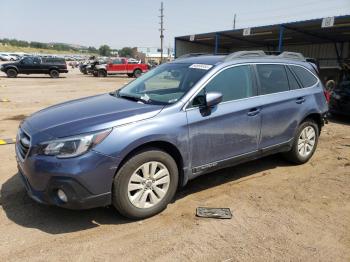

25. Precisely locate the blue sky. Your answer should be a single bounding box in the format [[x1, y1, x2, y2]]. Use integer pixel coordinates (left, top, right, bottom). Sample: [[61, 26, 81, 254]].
[[1, 0, 349, 49]]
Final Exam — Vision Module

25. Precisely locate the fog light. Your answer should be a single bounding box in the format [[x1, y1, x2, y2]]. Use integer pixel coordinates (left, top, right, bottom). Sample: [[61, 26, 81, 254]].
[[57, 189, 68, 203]]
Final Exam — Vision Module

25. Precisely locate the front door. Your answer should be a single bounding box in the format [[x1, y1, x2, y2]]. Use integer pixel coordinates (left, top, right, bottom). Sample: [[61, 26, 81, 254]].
[[20, 57, 40, 74], [186, 64, 261, 170], [107, 58, 127, 74]]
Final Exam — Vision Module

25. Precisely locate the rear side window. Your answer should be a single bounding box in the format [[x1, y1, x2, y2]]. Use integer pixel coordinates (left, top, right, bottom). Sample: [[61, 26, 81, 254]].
[[112, 59, 123, 64], [290, 65, 318, 87], [286, 66, 301, 90], [256, 64, 289, 95], [204, 65, 254, 103]]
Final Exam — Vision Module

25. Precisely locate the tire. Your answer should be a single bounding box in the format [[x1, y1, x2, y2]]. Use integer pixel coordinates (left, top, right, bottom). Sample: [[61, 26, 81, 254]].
[[113, 149, 179, 219], [6, 68, 18, 78], [98, 70, 107, 77], [133, 69, 142, 78], [49, 69, 60, 78], [283, 119, 319, 164]]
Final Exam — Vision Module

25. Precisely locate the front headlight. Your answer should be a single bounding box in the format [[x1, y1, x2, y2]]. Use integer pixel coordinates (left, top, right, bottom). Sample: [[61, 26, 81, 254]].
[[38, 129, 111, 158]]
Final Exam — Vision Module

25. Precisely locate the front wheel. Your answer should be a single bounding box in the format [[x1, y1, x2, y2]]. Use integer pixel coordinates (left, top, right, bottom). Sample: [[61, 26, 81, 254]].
[[49, 69, 60, 78], [283, 120, 319, 164], [98, 70, 107, 77], [113, 149, 179, 219], [6, 68, 18, 78]]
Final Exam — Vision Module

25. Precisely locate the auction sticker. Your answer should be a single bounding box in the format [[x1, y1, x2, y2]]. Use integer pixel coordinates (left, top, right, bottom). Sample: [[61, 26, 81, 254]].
[[189, 64, 213, 70]]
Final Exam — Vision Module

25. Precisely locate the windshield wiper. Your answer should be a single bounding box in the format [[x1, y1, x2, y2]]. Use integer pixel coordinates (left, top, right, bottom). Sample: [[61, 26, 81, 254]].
[[114, 91, 151, 104]]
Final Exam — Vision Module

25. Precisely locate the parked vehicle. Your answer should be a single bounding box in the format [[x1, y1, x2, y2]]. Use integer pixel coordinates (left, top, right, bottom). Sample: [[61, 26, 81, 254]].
[[0, 53, 17, 61], [16, 51, 328, 219], [0, 56, 68, 78], [329, 79, 350, 116], [94, 57, 149, 77]]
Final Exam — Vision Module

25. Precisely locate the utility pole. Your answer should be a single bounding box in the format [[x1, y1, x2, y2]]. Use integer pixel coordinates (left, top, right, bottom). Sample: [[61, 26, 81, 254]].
[[233, 13, 237, 29], [159, 2, 164, 64]]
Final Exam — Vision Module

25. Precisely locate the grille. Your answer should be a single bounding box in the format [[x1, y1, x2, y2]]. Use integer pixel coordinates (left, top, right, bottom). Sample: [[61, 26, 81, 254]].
[[16, 129, 31, 160]]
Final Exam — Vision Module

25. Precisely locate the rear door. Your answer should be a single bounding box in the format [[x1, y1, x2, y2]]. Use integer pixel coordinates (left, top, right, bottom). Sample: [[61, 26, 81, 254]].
[[255, 63, 317, 150]]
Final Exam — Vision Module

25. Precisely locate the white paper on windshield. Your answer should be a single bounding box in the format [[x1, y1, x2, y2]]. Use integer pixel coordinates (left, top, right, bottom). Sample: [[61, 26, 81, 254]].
[[189, 64, 213, 70]]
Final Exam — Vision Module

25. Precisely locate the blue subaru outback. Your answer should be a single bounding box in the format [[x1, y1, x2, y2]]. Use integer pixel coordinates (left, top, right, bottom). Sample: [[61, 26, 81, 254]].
[[16, 51, 328, 219]]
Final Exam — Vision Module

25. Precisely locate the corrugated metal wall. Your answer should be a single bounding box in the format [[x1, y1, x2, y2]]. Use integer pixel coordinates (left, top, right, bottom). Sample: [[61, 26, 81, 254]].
[[175, 40, 226, 57], [175, 39, 349, 68]]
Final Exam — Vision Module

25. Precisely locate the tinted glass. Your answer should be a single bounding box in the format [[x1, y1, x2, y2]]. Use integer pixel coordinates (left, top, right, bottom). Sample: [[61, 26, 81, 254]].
[[290, 65, 318, 87], [112, 59, 122, 64], [33, 57, 41, 64], [22, 57, 34, 65], [257, 64, 289, 95], [286, 66, 301, 90], [202, 65, 253, 103]]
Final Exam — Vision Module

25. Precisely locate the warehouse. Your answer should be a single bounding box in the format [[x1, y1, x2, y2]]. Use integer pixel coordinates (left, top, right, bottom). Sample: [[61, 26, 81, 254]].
[[175, 15, 350, 83]]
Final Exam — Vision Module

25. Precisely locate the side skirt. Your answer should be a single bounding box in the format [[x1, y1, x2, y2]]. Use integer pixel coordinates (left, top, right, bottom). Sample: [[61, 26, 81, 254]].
[[189, 139, 293, 181]]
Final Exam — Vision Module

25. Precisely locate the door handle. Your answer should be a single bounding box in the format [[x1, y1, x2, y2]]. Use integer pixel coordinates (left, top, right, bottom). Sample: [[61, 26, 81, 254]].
[[296, 97, 306, 104], [247, 108, 260, 116]]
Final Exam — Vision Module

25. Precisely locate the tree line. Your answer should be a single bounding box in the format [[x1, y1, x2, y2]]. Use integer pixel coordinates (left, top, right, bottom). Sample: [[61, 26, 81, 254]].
[[0, 38, 98, 53], [0, 38, 145, 59]]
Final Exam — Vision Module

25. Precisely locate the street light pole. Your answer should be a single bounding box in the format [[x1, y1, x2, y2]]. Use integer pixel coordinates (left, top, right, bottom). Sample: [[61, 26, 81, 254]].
[[159, 2, 164, 64]]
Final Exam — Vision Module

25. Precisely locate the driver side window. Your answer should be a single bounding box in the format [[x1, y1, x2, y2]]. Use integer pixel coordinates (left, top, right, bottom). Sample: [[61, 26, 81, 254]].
[[190, 65, 254, 107], [22, 57, 34, 65]]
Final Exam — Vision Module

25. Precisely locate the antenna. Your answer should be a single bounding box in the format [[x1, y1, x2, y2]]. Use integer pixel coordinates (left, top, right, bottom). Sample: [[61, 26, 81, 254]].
[[159, 2, 164, 64]]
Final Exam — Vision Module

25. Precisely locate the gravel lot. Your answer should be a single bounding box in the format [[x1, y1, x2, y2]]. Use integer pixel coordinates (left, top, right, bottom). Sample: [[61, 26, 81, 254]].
[[0, 67, 349, 261]]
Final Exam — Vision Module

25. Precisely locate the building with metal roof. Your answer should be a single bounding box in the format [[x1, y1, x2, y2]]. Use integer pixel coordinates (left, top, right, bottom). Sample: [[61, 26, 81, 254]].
[[174, 15, 350, 72]]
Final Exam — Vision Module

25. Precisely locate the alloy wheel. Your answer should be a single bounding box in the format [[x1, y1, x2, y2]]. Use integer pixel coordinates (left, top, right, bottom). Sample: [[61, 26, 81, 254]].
[[127, 161, 170, 209], [297, 126, 316, 157]]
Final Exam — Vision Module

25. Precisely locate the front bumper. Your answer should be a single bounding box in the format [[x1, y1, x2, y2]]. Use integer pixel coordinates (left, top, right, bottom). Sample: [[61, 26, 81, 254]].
[[16, 148, 119, 210], [18, 169, 111, 209]]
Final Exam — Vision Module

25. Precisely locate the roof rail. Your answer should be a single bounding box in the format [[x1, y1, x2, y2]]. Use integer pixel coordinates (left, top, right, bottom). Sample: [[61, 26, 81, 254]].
[[224, 50, 306, 62], [224, 50, 266, 61], [176, 53, 209, 59], [277, 51, 306, 61]]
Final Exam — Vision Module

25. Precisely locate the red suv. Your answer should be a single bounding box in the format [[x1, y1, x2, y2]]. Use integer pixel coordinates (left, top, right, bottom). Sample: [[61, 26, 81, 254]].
[[94, 58, 149, 78]]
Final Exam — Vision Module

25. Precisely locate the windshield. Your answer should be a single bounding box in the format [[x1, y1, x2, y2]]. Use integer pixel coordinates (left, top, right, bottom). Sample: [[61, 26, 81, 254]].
[[116, 63, 210, 105]]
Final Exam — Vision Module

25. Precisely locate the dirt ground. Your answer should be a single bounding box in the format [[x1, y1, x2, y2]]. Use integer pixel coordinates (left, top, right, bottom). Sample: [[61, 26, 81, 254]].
[[0, 67, 349, 262]]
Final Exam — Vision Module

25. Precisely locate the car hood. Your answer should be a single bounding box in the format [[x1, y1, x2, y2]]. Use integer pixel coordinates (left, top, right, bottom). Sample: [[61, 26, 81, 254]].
[[23, 93, 164, 138], [1, 61, 18, 67]]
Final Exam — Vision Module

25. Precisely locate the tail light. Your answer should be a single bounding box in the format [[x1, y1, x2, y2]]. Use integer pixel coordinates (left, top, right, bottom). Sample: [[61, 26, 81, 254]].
[[323, 90, 330, 103]]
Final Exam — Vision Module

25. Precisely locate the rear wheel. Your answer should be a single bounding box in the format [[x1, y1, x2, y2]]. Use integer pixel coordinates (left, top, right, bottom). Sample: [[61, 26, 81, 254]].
[[113, 149, 179, 219], [283, 120, 319, 164], [49, 69, 59, 78], [133, 69, 142, 78], [6, 68, 18, 78]]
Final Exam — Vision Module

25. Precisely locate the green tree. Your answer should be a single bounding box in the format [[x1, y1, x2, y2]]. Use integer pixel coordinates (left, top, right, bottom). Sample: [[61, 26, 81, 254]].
[[88, 46, 98, 53], [99, 45, 111, 56], [118, 47, 134, 57]]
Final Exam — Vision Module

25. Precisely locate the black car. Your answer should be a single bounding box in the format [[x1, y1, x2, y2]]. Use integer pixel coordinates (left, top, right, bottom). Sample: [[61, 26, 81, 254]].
[[0, 56, 68, 78], [329, 80, 350, 116]]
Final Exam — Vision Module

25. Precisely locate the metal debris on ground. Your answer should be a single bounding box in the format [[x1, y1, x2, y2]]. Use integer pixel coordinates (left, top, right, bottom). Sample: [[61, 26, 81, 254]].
[[196, 207, 232, 219], [0, 138, 16, 145], [0, 98, 10, 102]]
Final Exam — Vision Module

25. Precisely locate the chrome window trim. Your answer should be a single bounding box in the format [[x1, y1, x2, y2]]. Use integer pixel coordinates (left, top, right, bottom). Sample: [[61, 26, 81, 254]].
[[182, 62, 320, 112]]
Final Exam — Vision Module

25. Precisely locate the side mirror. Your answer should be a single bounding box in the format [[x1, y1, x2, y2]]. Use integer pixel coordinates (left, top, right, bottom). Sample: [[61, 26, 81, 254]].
[[205, 92, 222, 107]]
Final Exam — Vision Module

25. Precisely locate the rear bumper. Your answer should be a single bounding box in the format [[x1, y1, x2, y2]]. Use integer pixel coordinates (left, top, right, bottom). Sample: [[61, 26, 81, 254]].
[[60, 69, 69, 73]]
